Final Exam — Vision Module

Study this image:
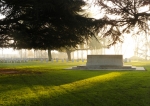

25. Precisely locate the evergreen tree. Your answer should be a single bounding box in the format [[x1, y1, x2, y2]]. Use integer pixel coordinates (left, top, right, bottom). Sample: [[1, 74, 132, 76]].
[[0, 0, 105, 60], [0, 0, 99, 50]]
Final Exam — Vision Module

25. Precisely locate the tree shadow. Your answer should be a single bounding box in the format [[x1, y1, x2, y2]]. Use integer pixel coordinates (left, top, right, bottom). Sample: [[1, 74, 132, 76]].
[[0, 69, 113, 94], [0, 71, 128, 106], [8, 71, 150, 106]]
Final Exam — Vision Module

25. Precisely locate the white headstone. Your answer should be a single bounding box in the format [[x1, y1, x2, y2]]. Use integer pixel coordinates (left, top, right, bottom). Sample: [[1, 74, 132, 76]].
[[82, 59, 84, 62]]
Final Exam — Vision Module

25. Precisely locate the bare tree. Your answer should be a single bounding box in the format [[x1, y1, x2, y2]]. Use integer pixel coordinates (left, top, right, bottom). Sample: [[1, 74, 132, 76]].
[[93, 0, 150, 46]]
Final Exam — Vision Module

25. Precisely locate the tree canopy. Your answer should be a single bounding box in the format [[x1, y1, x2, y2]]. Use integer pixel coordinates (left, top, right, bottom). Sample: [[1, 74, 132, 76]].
[[1, 0, 150, 49], [0, 0, 102, 49]]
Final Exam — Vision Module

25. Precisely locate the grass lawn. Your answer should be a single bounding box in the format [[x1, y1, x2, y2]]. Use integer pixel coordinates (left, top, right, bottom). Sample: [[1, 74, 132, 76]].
[[0, 61, 150, 106]]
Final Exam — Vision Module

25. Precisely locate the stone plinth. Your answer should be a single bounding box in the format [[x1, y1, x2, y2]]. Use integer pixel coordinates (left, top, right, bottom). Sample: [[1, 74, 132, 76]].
[[86, 55, 123, 67]]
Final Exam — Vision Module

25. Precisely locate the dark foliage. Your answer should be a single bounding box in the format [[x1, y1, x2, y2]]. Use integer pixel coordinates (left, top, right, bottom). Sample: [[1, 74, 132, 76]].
[[0, 0, 101, 49]]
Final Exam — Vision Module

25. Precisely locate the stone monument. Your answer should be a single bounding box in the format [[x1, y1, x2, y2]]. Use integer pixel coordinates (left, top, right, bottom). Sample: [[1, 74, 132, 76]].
[[86, 55, 123, 67], [71, 55, 144, 70]]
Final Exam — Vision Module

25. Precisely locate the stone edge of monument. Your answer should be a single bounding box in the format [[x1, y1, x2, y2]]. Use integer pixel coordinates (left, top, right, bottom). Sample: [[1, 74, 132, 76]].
[[65, 65, 145, 71]]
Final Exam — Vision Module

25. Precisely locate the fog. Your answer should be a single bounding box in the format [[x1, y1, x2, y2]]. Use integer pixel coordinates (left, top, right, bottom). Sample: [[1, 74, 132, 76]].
[[1, 33, 150, 61]]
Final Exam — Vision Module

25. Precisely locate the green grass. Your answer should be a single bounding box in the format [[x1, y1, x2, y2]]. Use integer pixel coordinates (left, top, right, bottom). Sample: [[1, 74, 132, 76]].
[[0, 61, 150, 106]]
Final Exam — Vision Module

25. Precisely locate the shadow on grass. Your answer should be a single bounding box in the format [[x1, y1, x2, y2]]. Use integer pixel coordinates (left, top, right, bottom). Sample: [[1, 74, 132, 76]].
[[0, 71, 127, 106], [7, 71, 150, 106], [0, 69, 114, 94]]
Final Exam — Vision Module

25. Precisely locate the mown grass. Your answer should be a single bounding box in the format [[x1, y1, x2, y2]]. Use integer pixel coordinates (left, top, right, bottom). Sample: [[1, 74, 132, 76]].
[[0, 61, 150, 106]]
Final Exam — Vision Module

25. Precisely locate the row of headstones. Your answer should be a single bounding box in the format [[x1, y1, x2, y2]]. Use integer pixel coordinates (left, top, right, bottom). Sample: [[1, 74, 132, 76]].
[[124, 58, 131, 63], [0, 58, 86, 63], [0, 58, 48, 63], [0, 59, 28, 63], [40, 58, 86, 63]]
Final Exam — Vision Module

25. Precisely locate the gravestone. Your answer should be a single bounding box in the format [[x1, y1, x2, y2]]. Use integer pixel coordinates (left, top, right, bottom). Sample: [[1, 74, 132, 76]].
[[66, 59, 68, 62], [124, 58, 128, 63], [46, 59, 48, 63], [72, 59, 74, 62], [40, 59, 43, 63], [82, 59, 84, 62]]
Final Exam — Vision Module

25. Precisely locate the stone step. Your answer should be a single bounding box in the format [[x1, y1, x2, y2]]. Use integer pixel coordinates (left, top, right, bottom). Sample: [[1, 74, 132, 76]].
[[72, 65, 136, 70]]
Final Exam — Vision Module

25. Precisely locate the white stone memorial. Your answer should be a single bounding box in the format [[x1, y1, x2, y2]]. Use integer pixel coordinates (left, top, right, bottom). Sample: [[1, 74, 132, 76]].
[[70, 55, 145, 70], [86, 55, 123, 67]]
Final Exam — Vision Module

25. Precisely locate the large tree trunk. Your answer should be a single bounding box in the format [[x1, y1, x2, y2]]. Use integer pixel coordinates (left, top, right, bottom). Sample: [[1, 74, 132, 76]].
[[66, 49, 71, 61], [48, 49, 52, 61]]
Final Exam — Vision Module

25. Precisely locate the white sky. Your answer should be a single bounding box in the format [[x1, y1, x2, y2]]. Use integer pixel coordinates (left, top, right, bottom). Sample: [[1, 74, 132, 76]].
[[0, 14, 5, 19]]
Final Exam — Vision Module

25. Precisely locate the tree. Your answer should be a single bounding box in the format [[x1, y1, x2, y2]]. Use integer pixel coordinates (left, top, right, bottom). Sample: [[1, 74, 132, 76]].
[[0, 0, 104, 61], [132, 32, 150, 60], [0, 0, 99, 48], [58, 46, 76, 61], [94, 0, 150, 45], [2, 0, 148, 52]]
